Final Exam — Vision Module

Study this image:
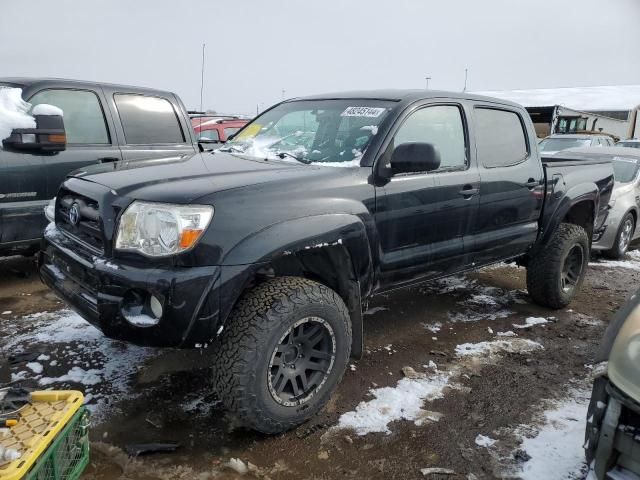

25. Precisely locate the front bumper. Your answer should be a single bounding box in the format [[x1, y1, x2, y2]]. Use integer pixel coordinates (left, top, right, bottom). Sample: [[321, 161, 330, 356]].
[[586, 376, 640, 479], [39, 224, 221, 348]]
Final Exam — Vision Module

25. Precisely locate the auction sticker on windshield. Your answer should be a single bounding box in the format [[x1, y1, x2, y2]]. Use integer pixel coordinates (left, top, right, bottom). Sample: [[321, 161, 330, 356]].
[[235, 123, 262, 140], [340, 107, 386, 118]]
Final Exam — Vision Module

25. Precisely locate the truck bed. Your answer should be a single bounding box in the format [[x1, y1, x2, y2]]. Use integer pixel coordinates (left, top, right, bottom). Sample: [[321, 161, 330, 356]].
[[537, 155, 614, 249]]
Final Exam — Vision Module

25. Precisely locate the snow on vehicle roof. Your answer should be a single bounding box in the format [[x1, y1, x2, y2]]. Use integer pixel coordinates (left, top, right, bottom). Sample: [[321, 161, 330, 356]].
[[474, 85, 640, 111]]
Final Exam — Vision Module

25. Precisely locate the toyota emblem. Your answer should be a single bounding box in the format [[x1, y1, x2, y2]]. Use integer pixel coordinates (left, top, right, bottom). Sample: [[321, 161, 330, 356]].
[[69, 203, 80, 226]]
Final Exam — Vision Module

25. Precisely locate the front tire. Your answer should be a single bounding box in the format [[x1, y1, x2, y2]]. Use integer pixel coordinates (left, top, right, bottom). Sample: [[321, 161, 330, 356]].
[[605, 213, 635, 260], [526, 223, 589, 309], [212, 277, 351, 434]]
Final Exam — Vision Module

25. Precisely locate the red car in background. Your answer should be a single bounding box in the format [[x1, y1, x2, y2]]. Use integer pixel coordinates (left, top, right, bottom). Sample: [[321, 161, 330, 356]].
[[190, 115, 249, 145]]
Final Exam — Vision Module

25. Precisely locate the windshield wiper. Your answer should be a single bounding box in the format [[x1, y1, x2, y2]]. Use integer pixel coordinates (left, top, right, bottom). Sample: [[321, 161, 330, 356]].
[[275, 152, 311, 164], [219, 144, 244, 153]]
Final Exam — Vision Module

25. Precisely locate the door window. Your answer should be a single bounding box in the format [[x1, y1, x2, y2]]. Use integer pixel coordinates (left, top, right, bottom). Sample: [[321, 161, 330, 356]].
[[475, 108, 528, 168], [393, 105, 467, 169], [29, 89, 109, 144], [114, 94, 185, 144]]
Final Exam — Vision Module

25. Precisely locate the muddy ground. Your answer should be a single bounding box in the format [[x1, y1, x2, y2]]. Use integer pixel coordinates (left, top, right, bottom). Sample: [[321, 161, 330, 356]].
[[1, 249, 639, 480]]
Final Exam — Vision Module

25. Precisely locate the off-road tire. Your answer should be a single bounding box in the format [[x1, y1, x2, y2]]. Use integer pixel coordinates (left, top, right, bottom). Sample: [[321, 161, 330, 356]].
[[212, 276, 351, 434], [526, 223, 589, 309], [604, 213, 635, 260]]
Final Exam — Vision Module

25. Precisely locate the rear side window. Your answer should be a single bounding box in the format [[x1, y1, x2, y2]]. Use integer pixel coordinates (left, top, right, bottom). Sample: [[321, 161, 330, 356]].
[[475, 108, 528, 168], [29, 89, 109, 144], [114, 94, 185, 144]]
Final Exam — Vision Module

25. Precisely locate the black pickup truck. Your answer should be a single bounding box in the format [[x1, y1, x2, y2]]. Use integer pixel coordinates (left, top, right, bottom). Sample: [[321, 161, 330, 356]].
[[39, 90, 614, 433], [0, 78, 197, 257]]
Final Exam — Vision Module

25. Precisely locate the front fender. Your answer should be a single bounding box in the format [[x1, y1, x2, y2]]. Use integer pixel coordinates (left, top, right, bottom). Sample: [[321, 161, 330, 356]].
[[222, 213, 374, 289]]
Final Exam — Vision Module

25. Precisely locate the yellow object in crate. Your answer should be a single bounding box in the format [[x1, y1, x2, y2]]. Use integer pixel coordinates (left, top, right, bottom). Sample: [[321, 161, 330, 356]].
[[0, 391, 84, 480]]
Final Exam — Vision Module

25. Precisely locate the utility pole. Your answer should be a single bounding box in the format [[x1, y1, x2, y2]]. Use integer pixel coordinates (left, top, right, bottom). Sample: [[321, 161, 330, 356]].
[[463, 68, 468, 92], [199, 43, 206, 112], [281, 89, 286, 101], [425, 76, 431, 90]]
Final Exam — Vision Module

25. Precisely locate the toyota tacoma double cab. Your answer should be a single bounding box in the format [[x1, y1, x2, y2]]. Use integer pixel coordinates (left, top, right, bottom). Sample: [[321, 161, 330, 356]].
[[39, 90, 614, 433]]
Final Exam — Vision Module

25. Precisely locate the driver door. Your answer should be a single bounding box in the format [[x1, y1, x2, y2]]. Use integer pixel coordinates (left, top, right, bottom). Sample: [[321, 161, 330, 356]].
[[374, 103, 479, 289]]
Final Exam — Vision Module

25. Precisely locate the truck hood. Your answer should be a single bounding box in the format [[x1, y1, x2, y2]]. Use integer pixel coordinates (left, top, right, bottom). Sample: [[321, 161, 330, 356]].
[[70, 152, 330, 203]]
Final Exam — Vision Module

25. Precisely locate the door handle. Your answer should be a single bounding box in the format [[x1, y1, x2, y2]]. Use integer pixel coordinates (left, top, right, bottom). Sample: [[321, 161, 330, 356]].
[[458, 185, 479, 198], [98, 157, 120, 163], [524, 178, 539, 189]]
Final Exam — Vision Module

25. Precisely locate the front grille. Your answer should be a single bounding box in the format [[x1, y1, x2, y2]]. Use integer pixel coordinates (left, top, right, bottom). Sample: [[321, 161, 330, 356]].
[[56, 190, 104, 253]]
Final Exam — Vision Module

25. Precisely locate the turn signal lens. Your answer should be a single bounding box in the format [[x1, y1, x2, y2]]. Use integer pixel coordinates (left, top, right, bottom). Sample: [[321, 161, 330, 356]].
[[48, 134, 66, 143]]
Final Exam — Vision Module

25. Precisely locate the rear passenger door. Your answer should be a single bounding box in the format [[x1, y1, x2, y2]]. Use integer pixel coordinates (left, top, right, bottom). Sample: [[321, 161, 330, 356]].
[[109, 93, 196, 161], [468, 106, 544, 265], [26, 87, 122, 198]]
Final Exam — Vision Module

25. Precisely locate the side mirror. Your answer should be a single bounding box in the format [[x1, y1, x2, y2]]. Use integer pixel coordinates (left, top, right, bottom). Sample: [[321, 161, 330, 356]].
[[390, 142, 441, 174], [3, 111, 66, 153]]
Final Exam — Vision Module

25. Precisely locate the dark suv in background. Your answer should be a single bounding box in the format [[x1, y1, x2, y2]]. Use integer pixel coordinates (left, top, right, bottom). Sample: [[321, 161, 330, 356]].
[[0, 78, 198, 257]]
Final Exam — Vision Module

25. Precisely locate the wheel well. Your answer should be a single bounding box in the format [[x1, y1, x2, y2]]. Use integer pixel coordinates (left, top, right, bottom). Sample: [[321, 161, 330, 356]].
[[246, 246, 364, 358], [563, 201, 595, 237]]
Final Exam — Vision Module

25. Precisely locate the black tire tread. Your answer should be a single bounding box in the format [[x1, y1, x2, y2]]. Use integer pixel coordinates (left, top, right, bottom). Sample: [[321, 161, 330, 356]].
[[526, 222, 589, 309], [212, 276, 351, 434]]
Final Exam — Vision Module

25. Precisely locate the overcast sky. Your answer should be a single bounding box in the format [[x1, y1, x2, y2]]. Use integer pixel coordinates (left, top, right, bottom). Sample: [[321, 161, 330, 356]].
[[2, 0, 639, 115]]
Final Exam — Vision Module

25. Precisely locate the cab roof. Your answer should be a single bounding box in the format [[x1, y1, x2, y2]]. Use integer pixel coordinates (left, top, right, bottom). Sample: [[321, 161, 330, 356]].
[[289, 89, 524, 109], [0, 77, 176, 97]]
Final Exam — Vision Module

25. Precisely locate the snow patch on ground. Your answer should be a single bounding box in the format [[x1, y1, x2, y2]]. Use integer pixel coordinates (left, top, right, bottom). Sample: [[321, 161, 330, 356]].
[[514, 389, 591, 479], [334, 371, 453, 435], [455, 339, 543, 357], [424, 277, 518, 323], [590, 250, 640, 271], [422, 322, 442, 333], [475, 434, 496, 448], [513, 317, 549, 329], [2, 309, 153, 420]]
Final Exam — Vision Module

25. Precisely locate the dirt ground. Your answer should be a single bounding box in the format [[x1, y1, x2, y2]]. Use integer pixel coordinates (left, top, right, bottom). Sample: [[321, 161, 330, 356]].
[[1, 249, 639, 480]]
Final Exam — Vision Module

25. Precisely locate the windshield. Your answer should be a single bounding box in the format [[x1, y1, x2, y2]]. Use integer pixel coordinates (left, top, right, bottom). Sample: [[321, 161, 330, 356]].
[[539, 138, 591, 152], [613, 157, 640, 183], [618, 141, 640, 149], [221, 99, 394, 166]]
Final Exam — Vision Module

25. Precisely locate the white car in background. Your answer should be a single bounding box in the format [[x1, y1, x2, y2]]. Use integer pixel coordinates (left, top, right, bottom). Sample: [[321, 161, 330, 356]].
[[539, 133, 615, 155], [617, 139, 640, 149], [561, 147, 640, 258]]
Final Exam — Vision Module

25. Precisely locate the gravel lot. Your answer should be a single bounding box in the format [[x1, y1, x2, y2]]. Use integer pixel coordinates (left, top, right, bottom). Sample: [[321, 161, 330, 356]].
[[2, 249, 639, 479]]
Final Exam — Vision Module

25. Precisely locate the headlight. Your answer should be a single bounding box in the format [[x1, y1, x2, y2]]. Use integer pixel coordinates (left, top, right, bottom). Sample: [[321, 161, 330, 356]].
[[115, 201, 213, 257]]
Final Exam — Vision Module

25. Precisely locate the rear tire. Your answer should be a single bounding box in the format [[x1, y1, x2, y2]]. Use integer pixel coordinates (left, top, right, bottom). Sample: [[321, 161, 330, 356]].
[[212, 277, 351, 434], [604, 213, 635, 260], [526, 223, 589, 309]]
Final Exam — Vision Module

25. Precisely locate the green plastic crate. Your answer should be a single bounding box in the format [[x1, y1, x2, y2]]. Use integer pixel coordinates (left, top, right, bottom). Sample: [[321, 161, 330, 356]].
[[24, 408, 90, 480]]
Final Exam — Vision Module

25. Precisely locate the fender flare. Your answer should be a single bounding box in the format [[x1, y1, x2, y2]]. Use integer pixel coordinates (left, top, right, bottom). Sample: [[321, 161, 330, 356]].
[[221, 213, 375, 358], [538, 182, 599, 248]]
